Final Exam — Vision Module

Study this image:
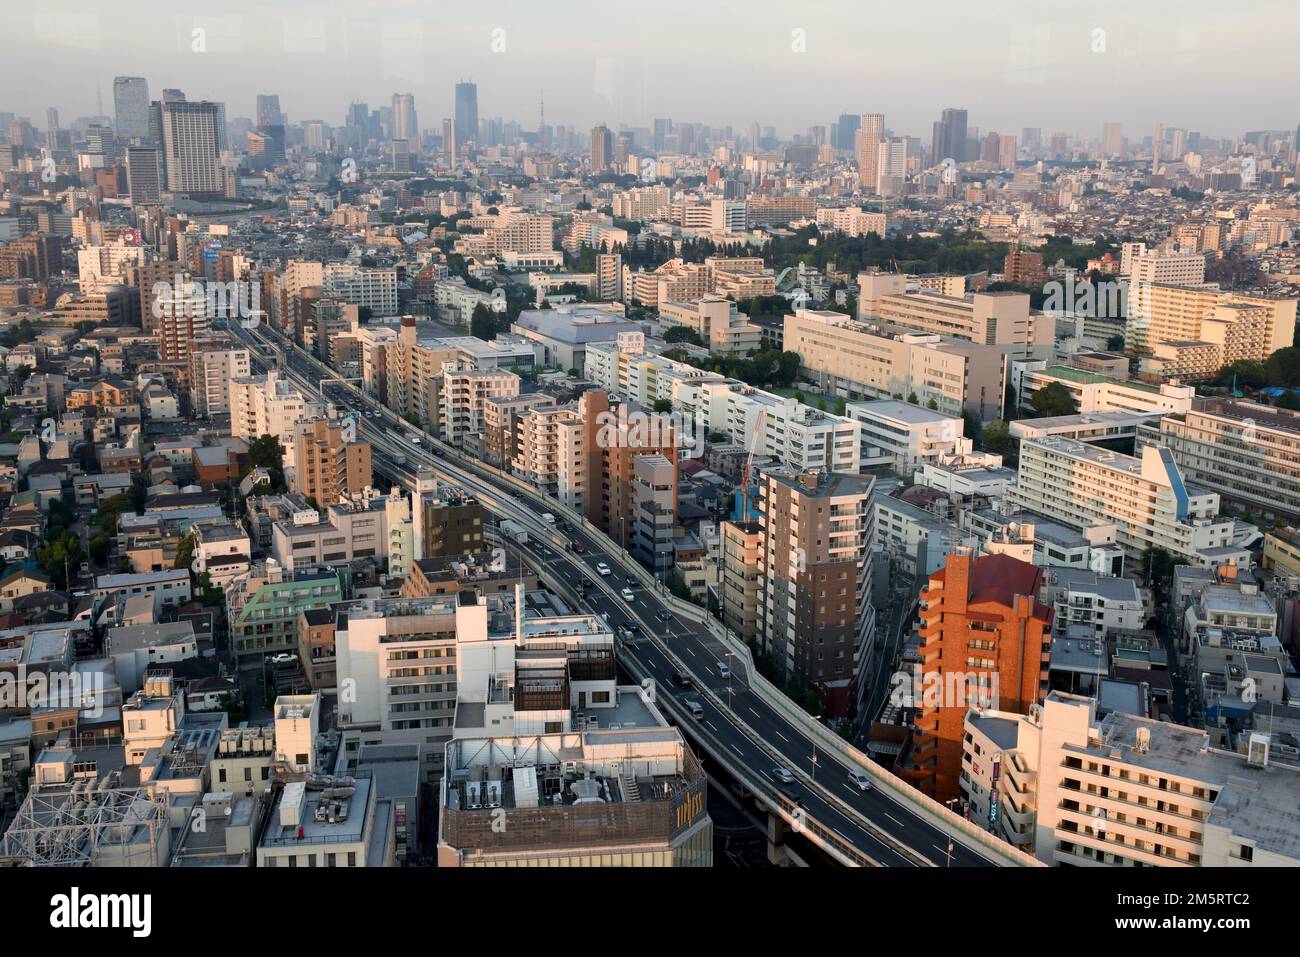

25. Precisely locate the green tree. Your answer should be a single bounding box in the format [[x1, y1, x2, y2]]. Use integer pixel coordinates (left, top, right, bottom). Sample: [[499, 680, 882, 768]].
[[926, 397, 939, 410], [1265, 347, 1300, 388], [663, 325, 702, 345], [1029, 381, 1079, 417], [88, 534, 111, 566], [174, 534, 195, 572], [906, 391, 919, 404], [470, 303, 498, 341], [980, 419, 1018, 464], [36, 531, 84, 590], [1140, 547, 1176, 589], [1105, 334, 1126, 352], [652, 398, 673, 414]]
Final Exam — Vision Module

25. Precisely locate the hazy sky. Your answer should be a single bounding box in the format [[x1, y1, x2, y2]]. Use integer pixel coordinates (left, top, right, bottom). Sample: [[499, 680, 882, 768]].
[[5, 0, 1297, 142]]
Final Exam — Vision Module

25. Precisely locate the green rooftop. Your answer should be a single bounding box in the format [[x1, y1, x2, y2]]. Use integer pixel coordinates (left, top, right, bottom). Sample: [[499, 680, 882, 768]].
[[1042, 365, 1161, 394]]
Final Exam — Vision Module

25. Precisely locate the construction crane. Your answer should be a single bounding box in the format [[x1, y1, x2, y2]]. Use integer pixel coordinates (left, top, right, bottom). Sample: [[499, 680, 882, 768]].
[[739, 407, 766, 520]]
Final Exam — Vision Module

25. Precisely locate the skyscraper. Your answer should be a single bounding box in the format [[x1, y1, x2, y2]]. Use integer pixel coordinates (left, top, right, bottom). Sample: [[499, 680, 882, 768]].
[[392, 94, 419, 152], [931, 107, 968, 164], [1103, 122, 1124, 158], [113, 76, 150, 141], [255, 94, 283, 128], [857, 113, 884, 192], [834, 113, 860, 152], [45, 108, 58, 149], [454, 82, 477, 152], [125, 146, 161, 203], [158, 100, 224, 196], [591, 124, 613, 172], [1153, 121, 1165, 170]]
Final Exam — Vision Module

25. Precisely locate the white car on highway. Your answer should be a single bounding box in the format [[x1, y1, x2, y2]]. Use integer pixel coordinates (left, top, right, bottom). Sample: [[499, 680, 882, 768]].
[[620, 588, 635, 602], [847, 770, 873, 791], [596, 563, 612, 577]]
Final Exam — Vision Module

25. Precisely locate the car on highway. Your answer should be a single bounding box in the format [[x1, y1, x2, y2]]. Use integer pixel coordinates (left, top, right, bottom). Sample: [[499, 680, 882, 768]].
[[623, 618, 640, 633], [848, 770, 874, 791], [768, 766, 795, 785], [596, 563, 612, 576], [626, 574, 637, 584], [580, 576, 593, 588], [670, 670, 692, 689], [571, 540, 587, 554], [657, 609, 672, 623], [716, 661, 731, 680], [686, 700, 704, 719], [620, 588, 635, 602]]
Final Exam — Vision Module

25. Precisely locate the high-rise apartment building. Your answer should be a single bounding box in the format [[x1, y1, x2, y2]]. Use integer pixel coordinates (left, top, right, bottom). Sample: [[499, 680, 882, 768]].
[[1010, 438, 1249, 566], [187, 336, 251, 417], [579, 390, 676, 548], [758, 469, 875, 718], [902, 550, 1051, 802], [964, 691, 1300, 866], [1102, 122, 1124, 158], [591, 124, 613, 172], [255, 94, 283, 127], [857, 113, 884, 192], [158, 100, 224, 196], [152, 274, 210, 360], [292, 417, 373, 506]]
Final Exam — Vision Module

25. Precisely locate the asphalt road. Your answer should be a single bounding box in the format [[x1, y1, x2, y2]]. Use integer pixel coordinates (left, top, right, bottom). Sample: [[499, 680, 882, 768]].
[[232, 319, 999, 867]]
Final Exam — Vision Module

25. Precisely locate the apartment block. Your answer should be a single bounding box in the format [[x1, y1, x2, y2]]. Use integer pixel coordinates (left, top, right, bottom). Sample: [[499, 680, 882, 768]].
[[658, 297, 762, 354], [845, 399, 967, 473], [1010, 438, 1249, 566], [784, 308, 1007, 421], [1021, 365, 1195, 416], [188, 336, 251, 417], [758, 469, 876, 718], [292, 417, 373, 506], [902, 550, 1052, 802], [859, 273, 1053, 358], [963, 691, 1300, 866], [431, 364, 520, 448], [1137, 397, 1300, 521]]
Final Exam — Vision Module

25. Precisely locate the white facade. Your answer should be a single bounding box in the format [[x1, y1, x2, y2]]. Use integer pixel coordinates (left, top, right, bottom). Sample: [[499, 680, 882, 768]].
[[1010, 438, 1248, 565]]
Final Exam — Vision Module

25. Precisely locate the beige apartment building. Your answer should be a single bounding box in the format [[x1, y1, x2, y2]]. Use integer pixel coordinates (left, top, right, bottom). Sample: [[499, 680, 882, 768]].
[[720, 519, 763, 642], [385, 317, 459, 426], [963, 691, 1300, 866], [783, 308, 1007, 421], [658, 297, 762, 354], [292, 417, 373, 506], [858, 273, 1053, 357], [1126, 282, 1297, 364], [431, 364, 520, 448]]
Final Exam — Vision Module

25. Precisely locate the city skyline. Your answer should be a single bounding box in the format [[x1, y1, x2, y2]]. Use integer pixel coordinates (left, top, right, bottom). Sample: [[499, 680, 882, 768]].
[[7, 0, 1298, 140]]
